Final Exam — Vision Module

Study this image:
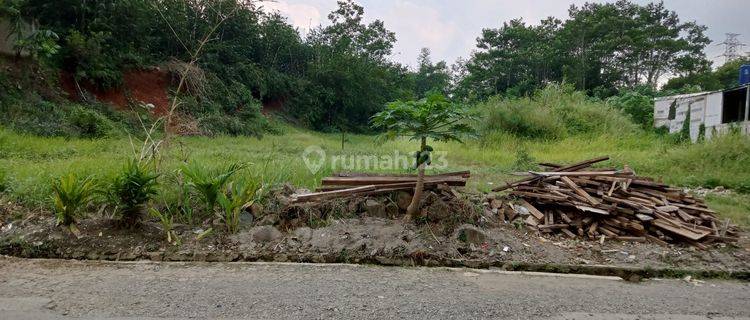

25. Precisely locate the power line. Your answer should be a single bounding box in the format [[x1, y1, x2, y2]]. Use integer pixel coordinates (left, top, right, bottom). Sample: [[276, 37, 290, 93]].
[[717, 33, 746, 63]]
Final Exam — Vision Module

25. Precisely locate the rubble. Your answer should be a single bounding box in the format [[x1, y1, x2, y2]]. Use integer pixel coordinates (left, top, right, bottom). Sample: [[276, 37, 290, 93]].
[[496, 156, 739, 248]]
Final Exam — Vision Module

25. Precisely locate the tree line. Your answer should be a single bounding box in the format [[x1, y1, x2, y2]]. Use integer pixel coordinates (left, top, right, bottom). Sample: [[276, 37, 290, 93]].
[[0, 0, 733, 133]]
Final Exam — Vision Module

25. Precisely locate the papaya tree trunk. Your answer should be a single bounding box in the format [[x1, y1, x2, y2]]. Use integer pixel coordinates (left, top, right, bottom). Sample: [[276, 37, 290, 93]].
[[406, 137, 427, 218]]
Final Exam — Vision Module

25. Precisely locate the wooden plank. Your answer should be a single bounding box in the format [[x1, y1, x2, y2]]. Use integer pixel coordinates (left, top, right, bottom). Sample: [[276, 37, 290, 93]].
[[575, 205, 609, 215], [651, 219, 710, 241], [530, 171, 618, 177], [321, 176, 466, 186], [616, 236, 646, 242], [671, 203, 716, 214], [519, 199, 545, 220], [560, 228, 577, 238], [292, 185, 376, 202], [538, 223, 570, 229], [492, 156, 610, 192], [645, 234, 669, 246], [560, 176, 599, 205], [511, 191, 567, 202], [332, 170, 470, 178]]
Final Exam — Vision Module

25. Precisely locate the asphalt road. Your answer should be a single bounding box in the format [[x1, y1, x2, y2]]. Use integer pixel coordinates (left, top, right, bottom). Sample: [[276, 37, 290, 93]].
[[0, 257, 748, 320]]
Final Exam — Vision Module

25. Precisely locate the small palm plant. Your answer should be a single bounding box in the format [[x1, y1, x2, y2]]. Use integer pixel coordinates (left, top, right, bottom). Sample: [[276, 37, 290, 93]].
[[111, 159, 159, 227], [216, 181, 260, 233], [181, 162, 247, 215], [149, 208, 180, 245], [51, 173, 96, 236], [371, 92, 475, 218]]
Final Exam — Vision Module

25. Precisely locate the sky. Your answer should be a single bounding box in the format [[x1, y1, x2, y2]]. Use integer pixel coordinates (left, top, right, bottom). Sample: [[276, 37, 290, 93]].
[[261, 0, 749, 70]]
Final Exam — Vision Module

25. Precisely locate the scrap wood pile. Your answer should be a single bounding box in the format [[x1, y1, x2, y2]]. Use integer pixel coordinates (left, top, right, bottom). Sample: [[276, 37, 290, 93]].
[[494, 156, 739, 248], [290, 171, 470, 203]]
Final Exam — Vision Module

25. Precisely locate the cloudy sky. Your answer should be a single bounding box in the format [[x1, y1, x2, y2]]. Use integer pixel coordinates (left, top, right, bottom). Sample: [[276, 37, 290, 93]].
[[261, 0, 748, 70]]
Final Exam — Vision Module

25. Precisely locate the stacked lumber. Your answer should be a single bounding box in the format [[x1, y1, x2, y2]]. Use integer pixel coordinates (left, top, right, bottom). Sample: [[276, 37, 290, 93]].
[[500, 156, 739, 247], [290, 171, 470, 203]]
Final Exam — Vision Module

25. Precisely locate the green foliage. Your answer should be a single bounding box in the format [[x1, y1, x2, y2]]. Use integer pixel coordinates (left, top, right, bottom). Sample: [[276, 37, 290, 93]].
[[414, 48, 451, 98], [477, 84, 637, 140], [50, 174, 96, 226], [181, 162, 247, 214], [66, 106, 116, 138], [110, 160, 159, 226], [664, 59, 750, 93], [457, 1, 710, 100], [216, 181, 260, 233], [607, 91, 654, 128], [512, 147, 536, 171], [371, 92, 476, 143], [14, 29, 60, 60], [148, 208, 180, 244]]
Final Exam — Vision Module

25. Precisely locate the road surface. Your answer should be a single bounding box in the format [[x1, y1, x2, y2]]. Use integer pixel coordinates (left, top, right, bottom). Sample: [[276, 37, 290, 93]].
[[0, 257, 748, 319]]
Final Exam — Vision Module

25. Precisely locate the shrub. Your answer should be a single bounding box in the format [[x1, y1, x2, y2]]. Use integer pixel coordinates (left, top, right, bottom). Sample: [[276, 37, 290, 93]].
[[181, 162, 247, 215], [216, 181, 259, 233], [477, 83, 638, 140], [51, 173, 96, 227], [607, 91, 653, 128], [110, 160, 159, 227], [66, 106, 116, 138]]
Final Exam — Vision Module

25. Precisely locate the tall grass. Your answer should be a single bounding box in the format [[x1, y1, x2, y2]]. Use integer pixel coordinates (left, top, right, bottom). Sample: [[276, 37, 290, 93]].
[[1, 102, 749, 226]]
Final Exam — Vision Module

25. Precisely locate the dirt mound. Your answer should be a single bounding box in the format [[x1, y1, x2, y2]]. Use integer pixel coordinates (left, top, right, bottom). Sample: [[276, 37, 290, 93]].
[[60, 68, 170, 115], [276, 188, 482, 234]]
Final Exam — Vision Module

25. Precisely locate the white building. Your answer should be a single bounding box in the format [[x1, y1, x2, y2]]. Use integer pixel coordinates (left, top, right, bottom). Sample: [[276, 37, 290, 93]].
[[653, 85, 750, 142]]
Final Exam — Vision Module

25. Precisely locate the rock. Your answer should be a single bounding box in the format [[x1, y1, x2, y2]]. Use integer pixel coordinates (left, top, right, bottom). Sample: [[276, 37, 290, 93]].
[[258, 213, 280, 226], [239, 211, 254, 227], [250, 203, 264, 216], [425, 197, 451, 222], [252, 226, 282, 243], [454, 225, 487, 245], [365, 199, 387, 218], [293, 227, 313, 241], [490, 199, 503, 209], [396, 191, 412, 210]]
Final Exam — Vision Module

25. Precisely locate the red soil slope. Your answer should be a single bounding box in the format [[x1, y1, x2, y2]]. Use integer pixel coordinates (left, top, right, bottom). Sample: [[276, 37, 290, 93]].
[[60, 69, 170, 116]]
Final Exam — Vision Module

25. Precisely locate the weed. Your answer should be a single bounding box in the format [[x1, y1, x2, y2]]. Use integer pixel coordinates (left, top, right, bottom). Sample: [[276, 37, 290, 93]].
[[181, 162, 247, 215], [216, 181, 260, 233], [110, 159, 159, 227], [149, 207, 180, 245], [50, 173, 96, 228]]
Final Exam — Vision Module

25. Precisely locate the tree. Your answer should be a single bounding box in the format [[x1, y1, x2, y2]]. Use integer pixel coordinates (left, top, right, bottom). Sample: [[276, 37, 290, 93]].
[[413, 48, 451, 97], [317, 0, 395, 60], [459, 18, 561, 100], [292, 0, 409, 131], [370, 93, 475, 218]]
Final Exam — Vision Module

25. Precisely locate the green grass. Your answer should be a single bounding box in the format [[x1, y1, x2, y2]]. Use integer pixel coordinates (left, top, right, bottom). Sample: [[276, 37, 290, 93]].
[[1, 123, 749, 226]]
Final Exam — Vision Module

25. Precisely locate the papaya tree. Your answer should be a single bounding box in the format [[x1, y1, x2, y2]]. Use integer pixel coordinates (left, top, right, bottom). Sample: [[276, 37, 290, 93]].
[[371, 92, 475, 218]]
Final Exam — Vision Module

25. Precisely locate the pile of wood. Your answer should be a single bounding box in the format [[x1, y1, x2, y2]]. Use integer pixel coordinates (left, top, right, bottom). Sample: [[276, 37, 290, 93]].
[[291, 171, 470, 203], [495, 156, 739, 248]]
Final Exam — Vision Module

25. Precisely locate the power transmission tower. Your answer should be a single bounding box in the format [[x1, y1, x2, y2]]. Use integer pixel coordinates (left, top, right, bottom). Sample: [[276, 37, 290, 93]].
[[717, 33, 746, 63]]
